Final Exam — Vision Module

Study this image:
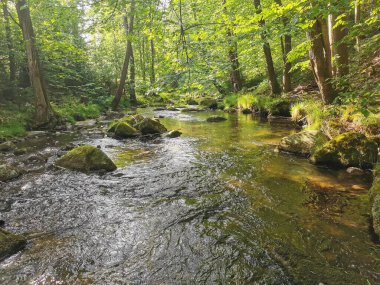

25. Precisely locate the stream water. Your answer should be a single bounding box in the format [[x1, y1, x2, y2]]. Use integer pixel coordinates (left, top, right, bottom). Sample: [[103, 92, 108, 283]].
[[0, 109, 379, 285]]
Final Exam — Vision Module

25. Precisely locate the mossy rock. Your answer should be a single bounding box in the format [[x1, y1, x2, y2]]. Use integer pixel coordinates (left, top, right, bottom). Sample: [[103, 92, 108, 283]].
[[268, 100, 291, 117], [0, 229, 26, 261], [108, 115, 145, 133], [0, 141, 16, 152], [186, 98, 198, 105], [198, 98, 218, 109], [206, 116, 227, 123], [136, 118, 167, 135], [166, 130, 182, 138], [369, 177, 380, 236], [56, 145, 117, 172], [114, 122, 138, 138], [310, 132, 378, 169], [278, 131, 328, 157], [0, 164, 21, 182]]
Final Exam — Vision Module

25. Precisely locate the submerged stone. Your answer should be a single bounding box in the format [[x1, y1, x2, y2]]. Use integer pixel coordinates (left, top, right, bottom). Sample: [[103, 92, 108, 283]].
[[206, 116, 227, 123], [56, 145, 117, 172], [0, 164, 21, 182], [310, 132, 378, 169], [278, 130, 328, 157], [0, 229, 26, 261], [137, 118, 167, 135]]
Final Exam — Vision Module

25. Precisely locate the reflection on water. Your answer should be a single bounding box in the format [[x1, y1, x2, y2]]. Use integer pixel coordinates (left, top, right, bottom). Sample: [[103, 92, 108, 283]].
[[0, 109, 379, 284]]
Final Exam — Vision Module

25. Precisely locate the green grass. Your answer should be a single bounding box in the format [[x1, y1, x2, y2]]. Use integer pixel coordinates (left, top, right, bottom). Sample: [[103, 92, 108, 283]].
[[0, 104, 31, 140], [52, 98, 102, 123]]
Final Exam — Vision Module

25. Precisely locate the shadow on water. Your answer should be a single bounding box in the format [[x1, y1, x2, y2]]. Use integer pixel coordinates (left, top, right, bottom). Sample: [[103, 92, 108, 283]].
[[0, 109, 379, 284]]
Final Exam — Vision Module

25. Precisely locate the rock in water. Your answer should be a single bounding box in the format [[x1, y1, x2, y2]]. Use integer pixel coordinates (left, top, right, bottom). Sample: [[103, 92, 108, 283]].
[[0, 229, 26, 261], [278, 130, 328, 157], [310, 132, 378, 169], [206, 116, 227, 123], [137, 118, 167, 135], [114, 122, 138, 138], [0, 164, 21, 182], [166, 130, 182, 138], [370, 177, 380, 236], [56, 145, 117, 172], [0, 141, 16, 152]]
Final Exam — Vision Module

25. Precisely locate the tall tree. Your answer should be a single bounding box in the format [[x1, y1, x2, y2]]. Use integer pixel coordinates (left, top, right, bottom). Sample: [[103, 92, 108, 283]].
[[2, 0, 16, 83], [112, 0, 136, 110], [274, 0, 292, 92], [16, 0, 53, 126], [307, 16, 337, 104], [253, 0, 281, 96]]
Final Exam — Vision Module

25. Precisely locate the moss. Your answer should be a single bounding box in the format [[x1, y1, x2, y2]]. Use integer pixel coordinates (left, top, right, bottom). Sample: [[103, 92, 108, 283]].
[[198, 97, 218, 109], [56, 145, 117, 172], [114, 122, 138, 138], [0, 229, 26, 261], [278, 131, 328, 157], [311, 132, 378, 168], [0, 164, 21, 182], [136, 118, 167, 135]]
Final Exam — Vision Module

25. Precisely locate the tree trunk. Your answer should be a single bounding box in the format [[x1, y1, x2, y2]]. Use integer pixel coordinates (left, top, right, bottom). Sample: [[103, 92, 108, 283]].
[[2, 0, 16, 83], [307, 19, 337, 104], [150, 39, 156, 85], [129, 45, 136, 103], [355, 0, 361, 50], [223, 0, 243, 92], [253, 0, 281, 96], [227, 30, 243, 92], [112, 0, 135, 110], [331, 12, 349, 77], [274, 0, 292, 93], [16, 0, 53, 126]]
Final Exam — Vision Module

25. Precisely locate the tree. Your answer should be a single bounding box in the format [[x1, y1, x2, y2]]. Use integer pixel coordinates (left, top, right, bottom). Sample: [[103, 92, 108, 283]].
[[1, 0, 16, 83], [112, 0, 136, 110], [253, 0, 281, 96], [16, 0, 53, 126]]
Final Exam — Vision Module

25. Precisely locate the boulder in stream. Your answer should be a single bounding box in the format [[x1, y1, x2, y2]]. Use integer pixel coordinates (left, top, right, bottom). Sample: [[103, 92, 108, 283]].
[[0, 229, 26, 261], [114, 122, 138, 138], [0, 141, 16, 152], [278, 130, 328, 157], [0, 164, 21, 182], [56, 145, 117, 172], [136, 118, 167, 135], [206, 116, 227, 123], [370, 176, 380, 236], [166, 130, 182, 138], [310, 132, 378, 169]]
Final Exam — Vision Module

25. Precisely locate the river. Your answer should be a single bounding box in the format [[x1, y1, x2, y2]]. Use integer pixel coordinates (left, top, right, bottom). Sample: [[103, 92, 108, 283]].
[[0, 109, 379, 284]]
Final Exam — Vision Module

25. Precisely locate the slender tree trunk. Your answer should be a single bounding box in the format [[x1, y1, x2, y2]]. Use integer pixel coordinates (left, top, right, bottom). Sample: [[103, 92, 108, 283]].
[[274, 0, 292, 92], [331, 13, 349, 77], [150, 38, 156, 85], [140, 37, 146, 83], [307, 18, 337, 104], [223, 0, 243, 92], [16, 0, 53, 126], [2, 0, 16, 83], [112, 0, 135, 110], [129, 44, 136, 103], [253, 0, 281, 96], [227, 30, 243, 92], [355, 0, 362, 50]]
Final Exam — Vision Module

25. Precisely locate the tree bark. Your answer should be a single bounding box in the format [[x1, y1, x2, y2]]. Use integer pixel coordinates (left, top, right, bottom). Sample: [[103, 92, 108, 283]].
[[274, 0, 292, 93], [16, 0, 53, 126], [355, 0, 361, 50], [331, 11, 349, 77], [112, 0, 135, 110], [253, 0, 281, 96], [307, 18, 337, 104], [150, 38, 156, 85], [129, 45, 137, 103], [2, 0, 16, 83]]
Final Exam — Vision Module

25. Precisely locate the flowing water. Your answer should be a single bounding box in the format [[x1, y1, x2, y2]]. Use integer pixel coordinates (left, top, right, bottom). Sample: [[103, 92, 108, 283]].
[[0, 109, 379, 285]]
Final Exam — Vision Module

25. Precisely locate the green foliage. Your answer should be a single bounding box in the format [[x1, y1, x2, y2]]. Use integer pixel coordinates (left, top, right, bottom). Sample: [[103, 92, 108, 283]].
[[51, 98, 102, 124], [0, 104, 32, 140], [291, 100, 327, 130]]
